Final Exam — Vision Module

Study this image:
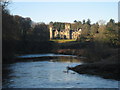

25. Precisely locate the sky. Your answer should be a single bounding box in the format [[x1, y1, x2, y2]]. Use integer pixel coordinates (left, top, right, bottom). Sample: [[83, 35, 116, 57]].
[[8, 1, 118, 24]]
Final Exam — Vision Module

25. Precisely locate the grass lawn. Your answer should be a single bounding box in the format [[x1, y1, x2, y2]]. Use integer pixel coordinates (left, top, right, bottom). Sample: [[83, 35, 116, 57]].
[[50, 39, 76, 43]]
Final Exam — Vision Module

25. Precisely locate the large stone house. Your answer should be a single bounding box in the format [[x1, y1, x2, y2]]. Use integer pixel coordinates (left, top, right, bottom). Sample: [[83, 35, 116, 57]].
[[49, 23, 81, 40]]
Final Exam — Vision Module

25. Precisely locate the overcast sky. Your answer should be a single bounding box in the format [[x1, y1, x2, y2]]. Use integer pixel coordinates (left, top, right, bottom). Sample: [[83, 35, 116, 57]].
[[8, 1, 118, 24]]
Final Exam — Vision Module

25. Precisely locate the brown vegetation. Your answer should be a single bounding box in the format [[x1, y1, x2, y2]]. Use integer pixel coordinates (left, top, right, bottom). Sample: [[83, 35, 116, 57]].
[[68, 54, 119, 80], [53, 42, 119, 80]]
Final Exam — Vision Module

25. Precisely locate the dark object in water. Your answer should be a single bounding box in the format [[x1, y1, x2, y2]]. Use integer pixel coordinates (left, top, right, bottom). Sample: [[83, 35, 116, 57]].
[[63, 71, 68, 73], [67, 66, 73, 70]]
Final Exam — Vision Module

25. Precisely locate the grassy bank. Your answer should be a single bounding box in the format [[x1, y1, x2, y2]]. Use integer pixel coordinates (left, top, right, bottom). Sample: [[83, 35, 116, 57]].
[[50, 39, 76, 43]]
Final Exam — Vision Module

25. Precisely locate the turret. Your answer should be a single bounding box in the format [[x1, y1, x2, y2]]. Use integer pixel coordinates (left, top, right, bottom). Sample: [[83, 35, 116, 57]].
[[65, 23, 70, 39], [49, 25, 53, 40]]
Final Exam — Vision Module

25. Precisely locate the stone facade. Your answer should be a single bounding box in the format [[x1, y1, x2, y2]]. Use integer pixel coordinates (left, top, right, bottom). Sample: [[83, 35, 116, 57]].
[[49, 23, 81, 40]]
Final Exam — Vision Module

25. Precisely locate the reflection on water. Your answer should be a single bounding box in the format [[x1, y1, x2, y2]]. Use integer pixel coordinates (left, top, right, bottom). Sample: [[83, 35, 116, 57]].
[[3, 54, 119, 88], [17, 53, 77, 58], [50, 56, 82, 63]]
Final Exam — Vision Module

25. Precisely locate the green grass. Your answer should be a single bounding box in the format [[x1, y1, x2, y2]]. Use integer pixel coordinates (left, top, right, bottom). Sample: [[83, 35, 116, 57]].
[[50, 39, 76, 43]]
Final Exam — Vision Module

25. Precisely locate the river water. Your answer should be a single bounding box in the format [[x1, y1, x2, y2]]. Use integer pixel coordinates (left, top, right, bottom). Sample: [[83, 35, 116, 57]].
[[3, 54, 119, 88]]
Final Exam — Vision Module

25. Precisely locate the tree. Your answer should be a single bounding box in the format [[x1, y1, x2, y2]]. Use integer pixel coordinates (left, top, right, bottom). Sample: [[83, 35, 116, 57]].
[[13, 15, 32, 41], [105, 19, 118, 46], [83, 19, 86, 24], [98, 20, 106, 25], [78, 21, 82, 24], [2, 0, 20, 61], [90, 23, 99, 35], [94, 24, 108, 43], [74, 20, 77, 23], [81, 24, 90, 36], [49, 21, 53, 25], [106, 19, 115, 31], [109, 19, 115, 23], [86, 19, 91, 25], [2, 4, 22, 41], [0, 0, 10, 14], [32, 23, 49, 41]]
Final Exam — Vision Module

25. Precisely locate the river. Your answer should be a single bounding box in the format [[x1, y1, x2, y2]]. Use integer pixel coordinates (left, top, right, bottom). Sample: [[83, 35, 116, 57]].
[[3, 54, 119, 88]]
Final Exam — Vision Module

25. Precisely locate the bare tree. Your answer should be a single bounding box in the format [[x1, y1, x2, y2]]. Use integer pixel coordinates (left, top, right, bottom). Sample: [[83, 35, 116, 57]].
[[0, 0, 10, 11], [98, 20, 106, 25]]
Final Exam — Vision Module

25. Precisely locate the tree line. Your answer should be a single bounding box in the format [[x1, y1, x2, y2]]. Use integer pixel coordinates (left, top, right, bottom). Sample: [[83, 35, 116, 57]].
[[1, 1, 53, 63], [75, 19, 119, 47]]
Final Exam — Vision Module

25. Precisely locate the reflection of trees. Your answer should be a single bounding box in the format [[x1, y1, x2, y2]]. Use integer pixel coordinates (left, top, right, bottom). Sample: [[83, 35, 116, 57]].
[[54, 56, 81, 63]]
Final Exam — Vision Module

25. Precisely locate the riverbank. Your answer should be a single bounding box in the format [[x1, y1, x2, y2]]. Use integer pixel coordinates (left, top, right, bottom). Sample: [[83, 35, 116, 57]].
[[68, 54, 119, 80], [53, 42, 119, 80], [56, 49, 119, 80]]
